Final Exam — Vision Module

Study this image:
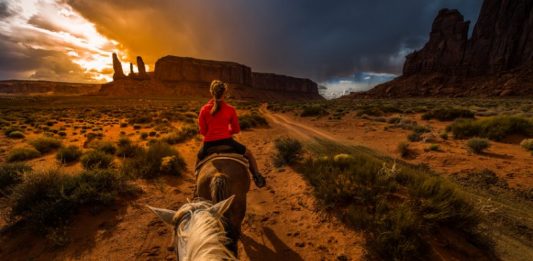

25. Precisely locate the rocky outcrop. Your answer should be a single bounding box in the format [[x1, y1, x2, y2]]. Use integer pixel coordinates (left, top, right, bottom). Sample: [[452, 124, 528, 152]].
[[112, 53, 126, 81], [403, 9, 469, 75], [102, 54, 322, 100], [154, 56, 252, 86], [252, 72, 318, 94], [353, 0, 533, 98], [137, 56, 149, 79], [128, 63, 134, 78]]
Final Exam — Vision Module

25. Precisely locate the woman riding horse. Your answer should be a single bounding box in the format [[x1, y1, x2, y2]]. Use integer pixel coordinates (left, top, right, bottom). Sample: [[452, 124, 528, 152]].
[[196, 80, 266, 188]]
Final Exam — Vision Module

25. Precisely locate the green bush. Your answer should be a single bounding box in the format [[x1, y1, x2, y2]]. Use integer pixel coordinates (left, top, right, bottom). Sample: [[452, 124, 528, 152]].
[[422, 108, 474, 121], [520, 139, 533, 152], [29, 136, 62, 153], [8, 131, 25, 139], [273, 137, 302, 167], [0, 162, 31, 191], [56, 145, 82, 164], [4, 126, 22, 136], [7, 147, 41, 162], [448, 116, 533, 141], [239, 113, 269, 130], [122, 142, 186, 179], [81, 150, 114, 170], [467, 138, 490, 154]]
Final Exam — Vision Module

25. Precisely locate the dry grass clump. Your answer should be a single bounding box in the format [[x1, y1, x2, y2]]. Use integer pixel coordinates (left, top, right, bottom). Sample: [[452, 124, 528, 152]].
[[467, 138, 490, 154], [300, 105, 328, 117], [0, 162, 31, 192], [448, 116, 533, 141], [56, 145, 82, 164], [520, 139, 533, 152], [239, 112, 268, 130], [397, 142, 412, 158], [7, 147, 41, 162], [161, 125, 198, 145], [29, 136, 62, 153], [80, 150, 114, 170], [272, 137, 303, 167], [116, 137, 144, 158]]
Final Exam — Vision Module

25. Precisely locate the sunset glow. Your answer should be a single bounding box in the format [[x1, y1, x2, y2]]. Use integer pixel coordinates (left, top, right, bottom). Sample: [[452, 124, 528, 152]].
[[1, 0, 125, 82]]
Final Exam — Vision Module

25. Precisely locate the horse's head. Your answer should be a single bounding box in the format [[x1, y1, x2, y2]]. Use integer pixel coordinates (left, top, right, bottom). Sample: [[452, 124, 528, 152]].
[[148, 195, 236, 261]]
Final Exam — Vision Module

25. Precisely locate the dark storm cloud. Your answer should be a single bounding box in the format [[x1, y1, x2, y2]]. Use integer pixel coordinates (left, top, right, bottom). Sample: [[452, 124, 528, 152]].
[[0, 1, 11, 18], [1, 0, 483, 82]]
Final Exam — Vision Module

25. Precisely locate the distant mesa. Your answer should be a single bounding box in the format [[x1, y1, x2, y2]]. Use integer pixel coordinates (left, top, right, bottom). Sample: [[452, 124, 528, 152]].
[[100, 53, 321, 100], [346, 0, 533, 98]]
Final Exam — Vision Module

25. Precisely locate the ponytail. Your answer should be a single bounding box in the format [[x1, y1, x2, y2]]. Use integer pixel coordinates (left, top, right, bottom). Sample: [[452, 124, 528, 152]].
[[209, 80, 227, 115]]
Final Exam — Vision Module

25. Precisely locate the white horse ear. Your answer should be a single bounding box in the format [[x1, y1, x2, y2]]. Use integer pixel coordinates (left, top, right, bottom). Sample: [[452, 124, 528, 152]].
[[147, 205, 176, 225], [210, 195, 235, 216]]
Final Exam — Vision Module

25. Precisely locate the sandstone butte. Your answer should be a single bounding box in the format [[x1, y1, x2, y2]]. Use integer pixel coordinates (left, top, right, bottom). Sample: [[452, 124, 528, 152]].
[[344, 0, 533, 98]]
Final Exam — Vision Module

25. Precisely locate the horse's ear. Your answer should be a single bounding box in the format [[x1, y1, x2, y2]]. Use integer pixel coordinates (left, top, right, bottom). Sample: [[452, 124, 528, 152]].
[[147, 205, 176, 225], [210, 195, 235, 216]]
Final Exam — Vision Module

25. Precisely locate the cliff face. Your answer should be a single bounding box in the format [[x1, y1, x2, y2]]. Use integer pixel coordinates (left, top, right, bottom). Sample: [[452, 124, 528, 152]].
[[100, 54, 321, 100], [252, 72, 318, 94], [355, 0, 533, 98], [154, 56, 252, 87]]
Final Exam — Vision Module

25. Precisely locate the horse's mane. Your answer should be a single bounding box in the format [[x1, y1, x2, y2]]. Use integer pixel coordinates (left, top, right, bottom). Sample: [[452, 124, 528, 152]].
[[175, 200, 236, 261]]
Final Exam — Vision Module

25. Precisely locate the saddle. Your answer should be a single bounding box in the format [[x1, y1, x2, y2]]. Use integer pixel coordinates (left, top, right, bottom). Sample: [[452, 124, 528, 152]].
[[195, 145, 250, 176]]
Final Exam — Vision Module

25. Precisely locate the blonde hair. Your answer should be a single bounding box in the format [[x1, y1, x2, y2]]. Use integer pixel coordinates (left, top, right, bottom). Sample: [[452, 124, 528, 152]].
[[210, 80, 227, 115]]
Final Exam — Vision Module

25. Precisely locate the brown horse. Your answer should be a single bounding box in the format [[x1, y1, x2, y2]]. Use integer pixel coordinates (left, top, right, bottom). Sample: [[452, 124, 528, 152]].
[[195, 153, 251, 256]]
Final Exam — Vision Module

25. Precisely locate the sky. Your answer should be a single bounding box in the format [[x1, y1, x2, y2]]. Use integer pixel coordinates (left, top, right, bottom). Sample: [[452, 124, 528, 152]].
[[0, 0, 482, 94]]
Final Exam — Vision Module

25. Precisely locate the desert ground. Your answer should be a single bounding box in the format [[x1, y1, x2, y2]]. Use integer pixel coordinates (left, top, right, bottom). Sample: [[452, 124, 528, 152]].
[[0, 96, 532, 260]]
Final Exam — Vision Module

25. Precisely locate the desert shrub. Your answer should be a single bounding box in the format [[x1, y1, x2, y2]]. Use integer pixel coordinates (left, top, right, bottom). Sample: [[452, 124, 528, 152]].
[[8, 131, 25, 139], [116, 137, 144, 158], [520, 139, 533, 152], [273, 137, 302, 167], [439, 131, 448, 140], [122, 142, 185, 179], [7, 147, 41, 162], [3, 126, 22, 136], [0, 162, 31, 191], [161, 125, 198, 145], [422, 108, 475, 121], [7, 169, 135, 233], [90, 141, 117, 155], [29, 136, 62, 153], [467, 138, 490, 154], [128, 115, 152, 124], [140, 132, 148, 139], [239, 113, 268, 130], [81, 150, 114, 170], [356, 106, 383, 117], [300, 105, 327, 117], [448, 116, 533, 141], [397, 142, 411, 158], [298, 149, 483, 260], [56, 145, 82, 164], [119, 122, 128, 128], [426, 144, 440, 151]]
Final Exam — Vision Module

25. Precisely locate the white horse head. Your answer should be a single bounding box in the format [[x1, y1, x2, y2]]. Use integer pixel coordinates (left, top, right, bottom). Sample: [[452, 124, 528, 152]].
[[148, 195, 237, 261]]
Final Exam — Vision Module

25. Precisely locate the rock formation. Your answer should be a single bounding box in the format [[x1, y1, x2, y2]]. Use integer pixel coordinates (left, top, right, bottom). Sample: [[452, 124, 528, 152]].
[[101, 54, 321, 100], [252, 72, 318, 94], [128, 63, 134, 78], [154, 56, 252, 86], [112, 53, 126, 81], [351, 0, 533, 98], [137, 56, 149, 79]]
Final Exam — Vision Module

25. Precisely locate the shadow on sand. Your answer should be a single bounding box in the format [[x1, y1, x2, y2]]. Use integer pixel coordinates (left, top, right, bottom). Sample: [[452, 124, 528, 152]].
[[242, 226, 303, 261]]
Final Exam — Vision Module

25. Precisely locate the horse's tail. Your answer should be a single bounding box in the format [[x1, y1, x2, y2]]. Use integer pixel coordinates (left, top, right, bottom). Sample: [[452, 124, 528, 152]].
[[210, 173, 230, 203]]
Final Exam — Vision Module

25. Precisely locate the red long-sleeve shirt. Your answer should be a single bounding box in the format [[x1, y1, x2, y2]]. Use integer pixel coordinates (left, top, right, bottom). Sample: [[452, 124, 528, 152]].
[[198, 100, 241, 142]]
